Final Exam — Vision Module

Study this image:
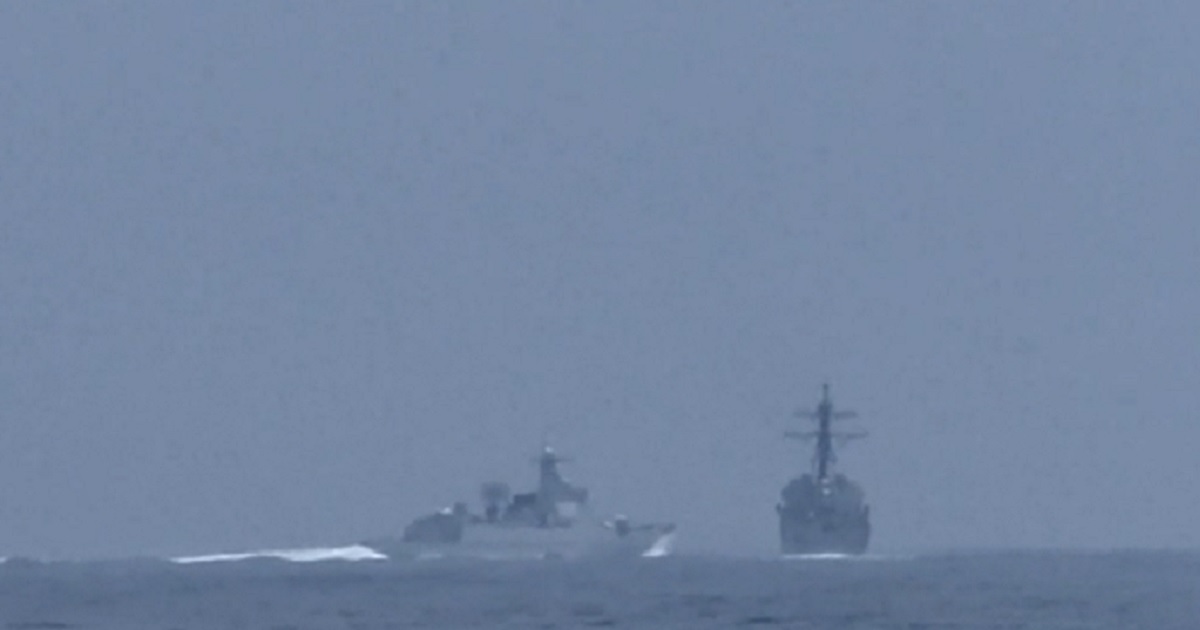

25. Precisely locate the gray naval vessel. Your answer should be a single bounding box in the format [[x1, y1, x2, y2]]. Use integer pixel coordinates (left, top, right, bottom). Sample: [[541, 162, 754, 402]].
[[777, 384, 870, 555], [364, 443, 675, 560]]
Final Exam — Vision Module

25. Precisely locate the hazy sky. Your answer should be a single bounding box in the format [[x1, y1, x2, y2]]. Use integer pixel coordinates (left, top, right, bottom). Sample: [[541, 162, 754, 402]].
[[2, 2, 1198, 559]]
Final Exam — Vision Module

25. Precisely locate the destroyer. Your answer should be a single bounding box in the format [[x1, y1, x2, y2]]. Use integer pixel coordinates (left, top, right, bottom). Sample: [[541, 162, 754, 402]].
[[777, 384, 870, 555], [364, 443, 675, 560]]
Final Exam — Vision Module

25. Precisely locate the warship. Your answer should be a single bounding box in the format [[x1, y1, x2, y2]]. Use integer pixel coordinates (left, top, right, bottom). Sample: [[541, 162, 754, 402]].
[[364, 443, 675, 560], [776, 384, 870, 555]]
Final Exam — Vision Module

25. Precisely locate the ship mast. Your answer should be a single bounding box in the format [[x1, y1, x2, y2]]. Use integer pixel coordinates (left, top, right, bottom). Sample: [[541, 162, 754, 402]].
[[785, 383, 865, 481]]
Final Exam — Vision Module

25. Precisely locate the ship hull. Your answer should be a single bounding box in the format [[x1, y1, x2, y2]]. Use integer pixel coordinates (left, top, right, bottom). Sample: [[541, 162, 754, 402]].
[[777, 510, 869, 555], [364, 522, 672, 561], [777, 474, 870, 556]]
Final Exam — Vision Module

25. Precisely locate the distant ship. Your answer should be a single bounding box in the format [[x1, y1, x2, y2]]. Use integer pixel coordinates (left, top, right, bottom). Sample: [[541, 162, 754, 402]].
[[364, 443, 675, 560], [777, 384, 870, 555]]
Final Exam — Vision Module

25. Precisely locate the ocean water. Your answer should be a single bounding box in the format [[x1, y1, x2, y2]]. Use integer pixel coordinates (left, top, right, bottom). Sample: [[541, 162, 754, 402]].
[[1, 550, 1197, 629]]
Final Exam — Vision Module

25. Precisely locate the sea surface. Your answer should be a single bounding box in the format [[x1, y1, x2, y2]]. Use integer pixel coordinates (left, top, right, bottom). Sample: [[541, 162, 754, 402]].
[[1, 549, 1197, 629]]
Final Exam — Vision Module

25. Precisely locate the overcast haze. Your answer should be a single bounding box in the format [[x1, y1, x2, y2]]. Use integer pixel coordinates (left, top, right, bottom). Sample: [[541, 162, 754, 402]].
[[2, 2, 1198, 560]]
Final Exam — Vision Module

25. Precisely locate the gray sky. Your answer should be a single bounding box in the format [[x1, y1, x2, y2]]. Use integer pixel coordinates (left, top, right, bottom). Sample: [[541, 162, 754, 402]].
[[2, 2, 1198, 560]]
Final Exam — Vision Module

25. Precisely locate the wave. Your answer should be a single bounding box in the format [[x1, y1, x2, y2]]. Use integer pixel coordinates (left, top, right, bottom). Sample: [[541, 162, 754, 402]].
[[171, 544, 386, 564]]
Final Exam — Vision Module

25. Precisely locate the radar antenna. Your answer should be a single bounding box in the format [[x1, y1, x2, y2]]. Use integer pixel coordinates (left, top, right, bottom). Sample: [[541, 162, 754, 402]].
[[784, 383, 867, 480]]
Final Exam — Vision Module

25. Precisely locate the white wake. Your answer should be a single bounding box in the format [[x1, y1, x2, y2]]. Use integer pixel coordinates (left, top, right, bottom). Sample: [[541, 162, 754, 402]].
[[780, 552, 909, 562], [642, 532, 676, 558], [171, 544, 386, 564]]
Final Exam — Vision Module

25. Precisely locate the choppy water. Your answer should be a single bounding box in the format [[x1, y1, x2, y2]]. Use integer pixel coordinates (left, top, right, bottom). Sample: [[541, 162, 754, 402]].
[[1, 550, 1197, 629]]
